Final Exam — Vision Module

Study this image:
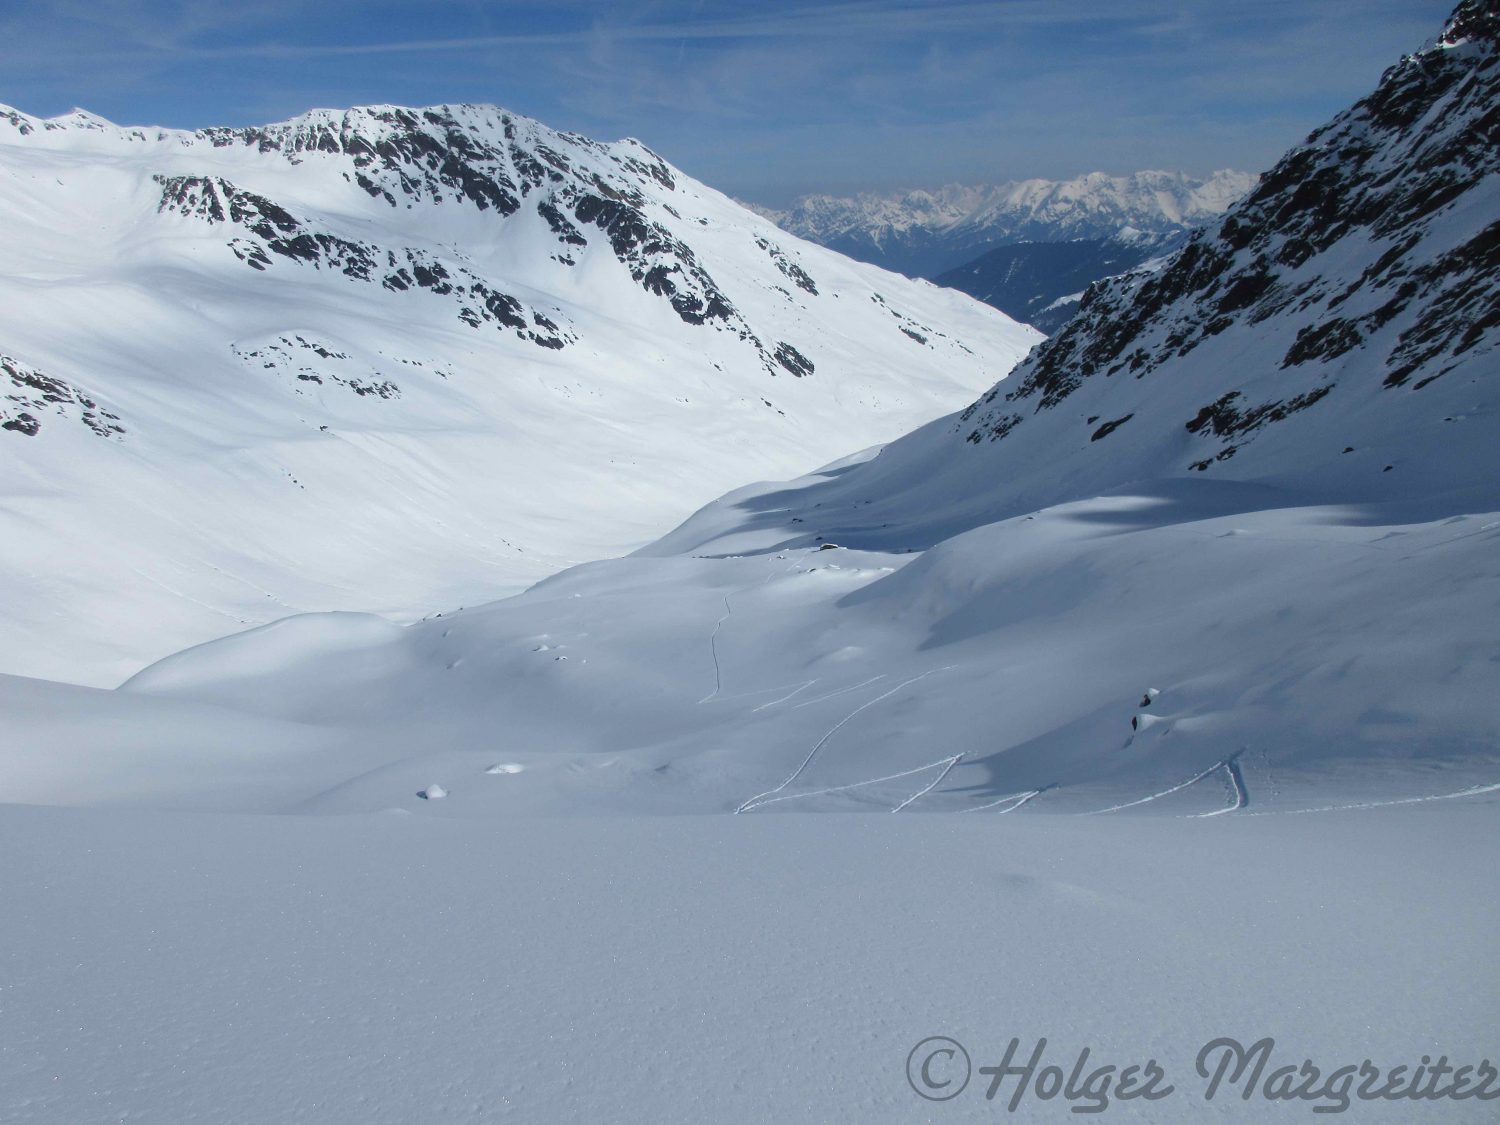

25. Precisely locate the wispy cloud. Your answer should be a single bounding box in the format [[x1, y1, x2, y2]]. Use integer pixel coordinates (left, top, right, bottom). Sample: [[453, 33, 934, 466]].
[[0, 0, 1457, 202], [8, 1, 1192, 63]]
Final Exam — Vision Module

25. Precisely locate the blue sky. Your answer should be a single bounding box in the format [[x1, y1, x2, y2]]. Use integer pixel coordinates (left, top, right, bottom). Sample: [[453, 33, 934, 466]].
[[1, 1, 1454, 204]]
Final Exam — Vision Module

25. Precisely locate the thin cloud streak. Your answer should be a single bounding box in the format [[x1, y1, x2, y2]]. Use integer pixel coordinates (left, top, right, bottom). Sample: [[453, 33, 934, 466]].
[[43, 1, 1197, 62], [0, 0, 1457, 203]]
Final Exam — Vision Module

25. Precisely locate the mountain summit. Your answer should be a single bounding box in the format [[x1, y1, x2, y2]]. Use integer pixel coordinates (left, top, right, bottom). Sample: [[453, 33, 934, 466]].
[[0, 101, 1037, 683]]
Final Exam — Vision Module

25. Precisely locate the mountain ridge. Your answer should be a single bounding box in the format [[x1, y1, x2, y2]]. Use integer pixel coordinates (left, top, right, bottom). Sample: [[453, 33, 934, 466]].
[[4, 3, 1496, 819], [0, 98, 1039, 684], [682, 0, 1500, 551]]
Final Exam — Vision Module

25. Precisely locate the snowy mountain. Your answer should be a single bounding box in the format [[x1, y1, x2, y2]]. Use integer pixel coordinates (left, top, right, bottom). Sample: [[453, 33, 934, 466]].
[[8, 1, 1495, 818], [835, 0, 1500, 526], [0, 102, 1038, 684], [760, 169, 1255, 279], [3, 6, 1498, 1121], [622, 0, 1500, 806]]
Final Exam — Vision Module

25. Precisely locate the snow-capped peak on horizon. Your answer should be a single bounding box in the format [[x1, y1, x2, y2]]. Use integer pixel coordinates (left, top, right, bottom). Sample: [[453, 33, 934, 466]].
[[758, 170, 1254, 240], [1, 99, 653, 152], [755, 168, 1257, 279]]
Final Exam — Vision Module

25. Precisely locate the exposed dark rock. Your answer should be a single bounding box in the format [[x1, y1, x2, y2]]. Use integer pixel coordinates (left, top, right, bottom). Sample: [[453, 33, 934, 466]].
[[1185, 385, 1333, 447], [1090, 414, 1134, 441], [772, 343, 815, 378], [538, 199, 587, 247], [233, 338, 401, 400], [755, 237, 819, 295], [570, 190, 742, 329], [3, 355, 125, 438], [159, 175, 575, 349], [951, 1, 1497, 468], [963, 411, 1023, 445], [2, 411, 39, 435]]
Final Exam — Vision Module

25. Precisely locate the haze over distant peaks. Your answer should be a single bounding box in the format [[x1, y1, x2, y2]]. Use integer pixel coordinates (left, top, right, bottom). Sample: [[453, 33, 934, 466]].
[[755, 169, 1257, 278]]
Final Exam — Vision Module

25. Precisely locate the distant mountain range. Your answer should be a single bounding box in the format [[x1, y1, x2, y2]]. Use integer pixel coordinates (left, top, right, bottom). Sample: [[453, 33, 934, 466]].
[[754, 170, 1255, 277], [752, 170, 1255, 330]]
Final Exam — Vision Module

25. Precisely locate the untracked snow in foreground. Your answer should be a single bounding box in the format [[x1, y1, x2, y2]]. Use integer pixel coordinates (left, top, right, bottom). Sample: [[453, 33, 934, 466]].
[[2, 805, 1496, 1123]]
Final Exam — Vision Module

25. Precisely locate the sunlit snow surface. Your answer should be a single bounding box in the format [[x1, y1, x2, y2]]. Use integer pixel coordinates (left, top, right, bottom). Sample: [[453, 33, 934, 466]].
[[0, 102, 1037, 686], [4, 10, 1500, 1120]]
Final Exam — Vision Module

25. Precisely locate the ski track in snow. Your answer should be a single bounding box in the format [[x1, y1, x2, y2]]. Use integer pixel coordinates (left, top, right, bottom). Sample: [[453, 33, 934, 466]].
[[736, 667, 955, 813], [791, 675, 888, 709], [690, 679, 821, 708], [696, 596, 733, 704], [1084, 751, 1496, 820], [1086, 757, 1236, 816], [736, 754, 962, 813], [1244, 780, 1500, 817], [1194, 751, 1250, 818], [749, 680, 819, 712], [891, 754, 964, 812], [964, 787, 1045, 814], [699, 557, 815, 706]]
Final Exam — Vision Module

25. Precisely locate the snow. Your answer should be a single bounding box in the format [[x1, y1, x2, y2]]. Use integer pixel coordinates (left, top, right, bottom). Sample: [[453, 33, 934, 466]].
[[1, 804, 1495, 1122], [771, 171, 1257, 246], [1, 9, 1497, 1122], [766, 170, 1257, 276], [0, 101, 1039, 687], [4, 482, 1496, 822]]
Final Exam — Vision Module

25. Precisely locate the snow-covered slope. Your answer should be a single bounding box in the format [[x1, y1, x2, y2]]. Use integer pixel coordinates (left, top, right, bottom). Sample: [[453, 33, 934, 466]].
[[0, 102, 1039, 684], [762, 169, 1255, 278], [5, 3, 1496, 820], [704, 0, 1500, 549]]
